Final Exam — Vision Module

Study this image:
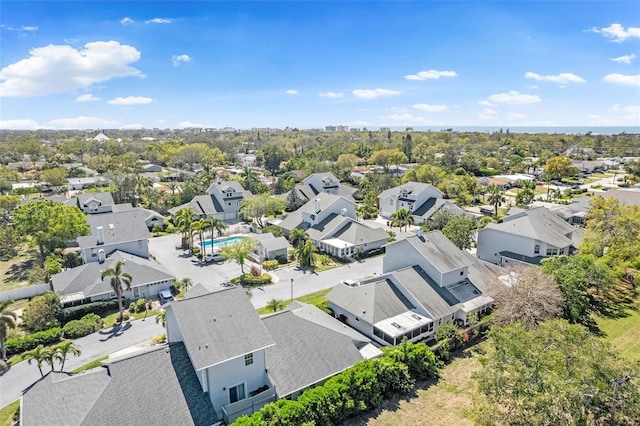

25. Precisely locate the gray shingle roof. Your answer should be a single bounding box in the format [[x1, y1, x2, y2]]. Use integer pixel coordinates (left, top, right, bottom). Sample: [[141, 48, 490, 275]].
[[263, 304, 369, 397], [21, 343, 218, 426], [400, 231, 472, 273], [330, 220, 388, 245], [77, 209, 150, 249], [168, 194, 220, 217], [76, 192, 114, 208], [391, 266, 460, 319], [259, 236, 291, 252], [166, 286, 275, 370], [51, 251, 174, 298], [378, 181, 443, 200], [278, 193, 349, 233], [305, 213, 350, 241]]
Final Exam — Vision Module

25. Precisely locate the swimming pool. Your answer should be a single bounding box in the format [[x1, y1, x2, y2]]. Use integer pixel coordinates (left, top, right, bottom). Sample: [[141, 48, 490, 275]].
[[200, 236, 246, 250]]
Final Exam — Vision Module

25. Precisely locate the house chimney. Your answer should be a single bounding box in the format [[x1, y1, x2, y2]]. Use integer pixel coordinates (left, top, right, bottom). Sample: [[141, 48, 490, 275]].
[[341, 208, 347, 216], [98, 249, 105, 263], [216, 177, 222, 185], [415, 227, 424, 237], [97, 226, 105, 244], [314, 198, 321, 214]]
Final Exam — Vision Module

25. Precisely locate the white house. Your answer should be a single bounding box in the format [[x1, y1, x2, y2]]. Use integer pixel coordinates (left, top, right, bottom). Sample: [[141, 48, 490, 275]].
[[168, 178, 252, 221], [327, 230, 499, 347], [288, 172, 358, 203], [476, 207, 584, 266], [377, 181, 444, 220], [74, 192, 115, 214], [253, 233, 291, 261]]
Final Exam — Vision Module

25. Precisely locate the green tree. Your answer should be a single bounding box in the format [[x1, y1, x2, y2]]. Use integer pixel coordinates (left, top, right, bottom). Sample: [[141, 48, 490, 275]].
[[369, 149, 408, 174], [474, 320, 640, 425], [240, 194, 285, 228], [260, 144, 292, 174], [54, 340, 81, 371], [13, 200, 90, 264], [285, 189, 305, 212], [173, 207, 196, 248], [205, 216, 228, 248], [492, 267, 564, 330], [336, 153, 361, 170], [0, 225, 19, 260], [266, 298, 285, 313], [485, 184, 505, 217], [425, 208, 456, 231], [515, 179, 536, 206], [295, 239, 316, 268], [100, 260, 133, 324], [192, 219, 207, 259], [41, 167, 69, 188], [155, 310, 166, 328], [541, 255, 621, 328], [22, 291, 60, 333], [24, 345, 54, 377], [0, 301, 17, 360], [442, 214, 476, 250], [390, 208, 414, 232], [220, 238, 256, 274], [289, 228, 308, 248], [544, 155, 576, 200]]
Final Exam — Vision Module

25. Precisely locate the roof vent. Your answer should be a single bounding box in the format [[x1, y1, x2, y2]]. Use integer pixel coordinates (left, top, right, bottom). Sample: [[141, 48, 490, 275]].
[[415, 227, 424, 237], [96, 226, 105, 244]]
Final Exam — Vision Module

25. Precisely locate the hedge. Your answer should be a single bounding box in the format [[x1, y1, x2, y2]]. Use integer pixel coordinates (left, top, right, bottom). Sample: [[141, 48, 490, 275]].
[[239, 273, 272, 286], [59, 300, 120, 324], [233, 342, 436, 425], [261, 260, 279, 271], [5, 327, 63, 357], [61, 313, 103, 339]]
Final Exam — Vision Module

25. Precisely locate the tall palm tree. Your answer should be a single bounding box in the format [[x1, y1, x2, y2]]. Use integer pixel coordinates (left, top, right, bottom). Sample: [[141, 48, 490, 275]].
[[296, 239, 316, 267], [54, 340, 81, 371], [289, 228, 308, 248], [0, 301, 17, 361], [155, 310, 166, 328], [100, 260, 133, 324], [486, 184, 505, 217], [174, 207, 196, 248], [192, 219, 207, 258], [391, 208, 414, 232], [205, 217, 228, 249], [24, 345, 53, 377]]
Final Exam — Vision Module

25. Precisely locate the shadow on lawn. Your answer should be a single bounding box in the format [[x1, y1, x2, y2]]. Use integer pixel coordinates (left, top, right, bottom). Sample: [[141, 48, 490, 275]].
[[3, 258, 37, 283]]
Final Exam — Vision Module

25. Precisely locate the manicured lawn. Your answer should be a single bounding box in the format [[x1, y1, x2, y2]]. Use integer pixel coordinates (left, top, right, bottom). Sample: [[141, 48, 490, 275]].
[[103, 309, 159, 327], [71, 356, 109, 373], [256, 287, 332, 315], [0, 399, 19, 426], [596, 307, 640, 363]]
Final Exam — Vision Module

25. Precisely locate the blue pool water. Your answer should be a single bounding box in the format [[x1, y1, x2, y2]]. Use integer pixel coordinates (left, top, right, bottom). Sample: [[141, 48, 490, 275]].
[[200, 236, 246, 250]]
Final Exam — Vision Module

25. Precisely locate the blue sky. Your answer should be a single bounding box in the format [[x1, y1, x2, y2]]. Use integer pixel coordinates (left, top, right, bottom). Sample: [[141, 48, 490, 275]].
[[1, 1, 639, 130]]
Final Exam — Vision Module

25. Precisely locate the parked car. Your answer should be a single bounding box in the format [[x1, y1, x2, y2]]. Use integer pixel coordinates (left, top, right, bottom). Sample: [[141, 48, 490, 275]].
[[204, 253, 225, 264], [158, 289, 175, 305]]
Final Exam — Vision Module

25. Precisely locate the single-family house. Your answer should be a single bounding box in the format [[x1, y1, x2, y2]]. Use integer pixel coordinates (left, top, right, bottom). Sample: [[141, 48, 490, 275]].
[[51, 251, 174, 305], [77, 209, 151, 264], [21, 343, 217, 426], [67, 176, 109, 191], [168, 178, 252, 221], [327, 230, 498, 347], [288, 172, 358, 203], [252, 233, 291, 261], [476, 207, 584, 266], [74, 192, 115, 214], [278, 193, 387, 258], [377, 181, 445, 220]]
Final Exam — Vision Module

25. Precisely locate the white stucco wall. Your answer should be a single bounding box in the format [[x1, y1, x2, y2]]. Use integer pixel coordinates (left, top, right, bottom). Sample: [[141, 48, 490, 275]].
[[81, 240, 149, 263], [477, 228, 538, 264]]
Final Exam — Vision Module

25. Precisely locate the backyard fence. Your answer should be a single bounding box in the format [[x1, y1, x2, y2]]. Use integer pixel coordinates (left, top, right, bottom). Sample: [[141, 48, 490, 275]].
[[0, 283, 50, 303]]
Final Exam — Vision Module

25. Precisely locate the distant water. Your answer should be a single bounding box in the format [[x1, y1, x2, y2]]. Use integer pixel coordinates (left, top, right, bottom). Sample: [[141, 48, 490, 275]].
[[393, 126, 640, 135]]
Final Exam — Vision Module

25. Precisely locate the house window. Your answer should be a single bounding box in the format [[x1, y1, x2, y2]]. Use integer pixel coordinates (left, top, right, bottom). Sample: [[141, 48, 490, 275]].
[[534, 245, 540, 254], [389, 199, 393, 205], [460, 271, 464, 276], [228, 383, 245, 404], [244, 353, 253, 366]]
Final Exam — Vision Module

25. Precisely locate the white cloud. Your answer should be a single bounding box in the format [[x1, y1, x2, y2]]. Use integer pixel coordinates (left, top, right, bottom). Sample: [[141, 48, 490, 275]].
[[588, 104, 640, 125], [404, 70, 457, 81], [610, 54, 636, 64], [603, 73, 640, 87], [381, 113, 444, 125], [524, 72, 586, 84], [145, 18, 173, 24], [120, 123, 145, 129], [76, 93, 100, 102], [486, 90, 541, 105], [412, 103, 448, 112], [285, 89, 299, 95], [1, 25, 38, 33], [172, 54, 191, 66], [478, 108, 497, 120], [21, 26, 38, 32], [0, 41, 143, 97], [0, 119, 41, 130], [48, 116, 119, 129], [120, 17, 135, 25], [477, 100, 494, 107], [320, 91, 344, 98], [590, 23, 640, 42], [352, 88, 400, 99], [107, 96, 154, 105]]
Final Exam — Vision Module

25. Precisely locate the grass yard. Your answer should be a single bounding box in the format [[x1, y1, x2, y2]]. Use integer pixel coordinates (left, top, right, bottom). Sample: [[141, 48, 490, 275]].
[[0, 400, 19, 426], [256, 287, 332, 315], [71, 356, 109, 373], [596, 306, 640, 363], [344, 353, 482, 426], [0, 251, 36, 293]]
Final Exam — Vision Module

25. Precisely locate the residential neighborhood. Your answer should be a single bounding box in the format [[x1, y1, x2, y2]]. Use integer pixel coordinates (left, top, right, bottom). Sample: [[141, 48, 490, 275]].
[[0, 127, 639, 425]]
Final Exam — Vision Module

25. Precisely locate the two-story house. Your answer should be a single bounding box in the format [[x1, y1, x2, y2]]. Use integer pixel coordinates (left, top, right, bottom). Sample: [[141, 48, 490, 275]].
[[288, 172, 358, 203], [168, 179, 252, 221], [327, 230, 499, 347], [476, 207, 584, 266], [74, 192, 115, 214], [377, 181, 462, 224]]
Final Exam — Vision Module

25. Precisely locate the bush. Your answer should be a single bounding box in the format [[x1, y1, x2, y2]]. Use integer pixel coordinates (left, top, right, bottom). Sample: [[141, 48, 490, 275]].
[[151, 334, 167, 345], [59, 300, 120, 324], [62, 313, 103, 339], [128, 302, 137, 314], [275, 254, 288, 264], [239, 273, 272, 286], [135, 298, 147, 313], [5, 327, 63, 356], [191, 246, 201, 258], [262, 260, 278, 271], [22, 292, 60, 333]]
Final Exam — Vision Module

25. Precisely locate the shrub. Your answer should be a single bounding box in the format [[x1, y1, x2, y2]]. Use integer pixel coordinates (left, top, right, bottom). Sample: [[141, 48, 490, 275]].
[[5, 327, 62, 356], [262, 260, 278, 271], [62, 319, 95, 339], [250, 265, 260, 277], [239, 273, 272, 286], [59, 300, 119, 324], [151, 334, 167, 345], [22, 292, 60, 333], [128, 302, 137, 314], [135, 298, 147, 313], [275, 254, 288, 264]]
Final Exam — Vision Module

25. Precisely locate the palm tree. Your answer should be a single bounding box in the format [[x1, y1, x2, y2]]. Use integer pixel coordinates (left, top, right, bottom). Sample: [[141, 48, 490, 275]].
[[296, 239, 316, 268], [192, 219, 207, 258], [100, 260, 133, 324], [266, 298, 285, 313], [155, 310, 166, 328], [205, 217, 228, 249], [24, 345, 53, 377], [174, 207, 196, 248], [289, 228, 308, 248], [486, 184, 505, 217], [0, 301, 17, 360], [54, 340, 81, 371], [391, 208, 414, 232]]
